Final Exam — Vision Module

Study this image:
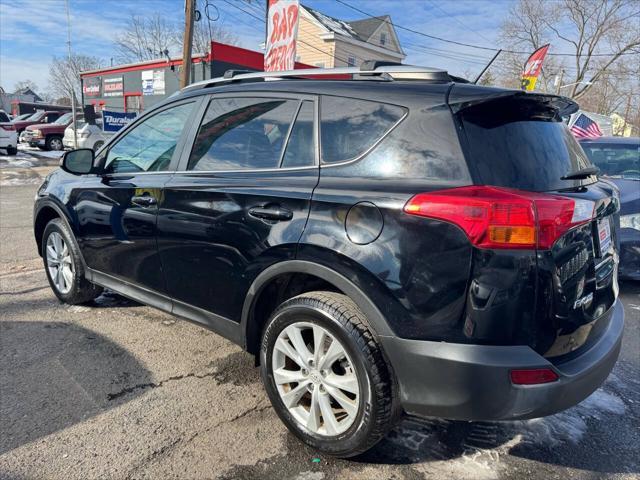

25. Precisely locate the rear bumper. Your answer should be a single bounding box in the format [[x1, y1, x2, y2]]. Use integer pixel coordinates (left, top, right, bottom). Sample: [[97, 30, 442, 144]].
[[381, 299, 624, 421]]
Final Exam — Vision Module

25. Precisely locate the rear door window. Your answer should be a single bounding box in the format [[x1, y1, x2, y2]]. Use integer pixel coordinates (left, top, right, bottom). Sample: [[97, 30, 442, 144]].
[[188, 97, 299, 171], [281, 101, 315, 168], [320, 96, 406, 163]]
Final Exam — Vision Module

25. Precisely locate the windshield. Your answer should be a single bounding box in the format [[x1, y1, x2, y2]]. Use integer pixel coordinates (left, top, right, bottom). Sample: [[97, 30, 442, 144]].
[[13, 113, 31, 122], [459, 98, 595, 191], [53, 113, 73, 125], [580, 142, 640, 180], [26, 111, 45, 122]]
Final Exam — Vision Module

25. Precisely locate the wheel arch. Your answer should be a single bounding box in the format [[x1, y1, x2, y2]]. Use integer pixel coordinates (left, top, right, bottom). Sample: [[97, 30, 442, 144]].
[[34, 200, 75, 256], [241, 260, 394, 355]]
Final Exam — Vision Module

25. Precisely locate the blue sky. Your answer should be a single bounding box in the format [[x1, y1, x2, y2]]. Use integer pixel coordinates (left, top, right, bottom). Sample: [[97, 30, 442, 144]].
[[0, 0, 512, 92]]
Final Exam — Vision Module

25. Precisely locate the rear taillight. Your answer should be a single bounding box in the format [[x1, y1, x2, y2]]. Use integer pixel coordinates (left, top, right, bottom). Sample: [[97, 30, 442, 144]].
[[510, 368, 559, 385], [404, 186, 594, 250], [0, 124, 15, 131]]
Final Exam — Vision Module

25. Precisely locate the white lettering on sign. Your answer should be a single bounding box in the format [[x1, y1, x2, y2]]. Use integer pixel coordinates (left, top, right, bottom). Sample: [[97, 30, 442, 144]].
[[264, 0, 300, 72]]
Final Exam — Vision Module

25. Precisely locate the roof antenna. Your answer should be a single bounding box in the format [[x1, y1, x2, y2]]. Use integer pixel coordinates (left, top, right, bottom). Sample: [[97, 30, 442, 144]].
[[473, 49, 501, 84]]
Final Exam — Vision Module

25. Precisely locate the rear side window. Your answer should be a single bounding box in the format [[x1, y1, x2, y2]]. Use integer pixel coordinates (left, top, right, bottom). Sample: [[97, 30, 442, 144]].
[[459, 98, 594, 191], [0, 111, 10, 122], [320, 96, 405, 163], [188, 97, 298, 171]]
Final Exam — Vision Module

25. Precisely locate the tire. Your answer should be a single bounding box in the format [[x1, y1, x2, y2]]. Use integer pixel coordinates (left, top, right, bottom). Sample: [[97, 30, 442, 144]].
[[46, 135, 63, 151], [260, 291, 398, 457], [42, 218, 103, 304], [93, 140, 104, 152], [6, 146, 17, 155]]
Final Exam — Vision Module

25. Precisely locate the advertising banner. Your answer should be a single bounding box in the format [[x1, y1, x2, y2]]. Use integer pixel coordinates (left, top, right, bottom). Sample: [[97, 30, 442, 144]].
[[102, 110, 137, 133], [83, 77, 101, 97], [521, 44, 550, 91], [103, 76, 124, 97], [264, 0, 300, 72], [141, 69, 165, 95]]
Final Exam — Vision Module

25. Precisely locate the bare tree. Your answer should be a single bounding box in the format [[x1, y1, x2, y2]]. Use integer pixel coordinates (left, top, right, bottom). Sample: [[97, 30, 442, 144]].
[[48, 54, 102, 103], [115, 14, 181, 63], [192, 19, 239, 54], [498, 0, 640, 99], [13, 80, 39, 94]]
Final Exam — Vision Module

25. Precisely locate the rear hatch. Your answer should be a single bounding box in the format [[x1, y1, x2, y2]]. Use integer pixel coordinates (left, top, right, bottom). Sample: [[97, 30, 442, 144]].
[[449, 86, 620, 359]]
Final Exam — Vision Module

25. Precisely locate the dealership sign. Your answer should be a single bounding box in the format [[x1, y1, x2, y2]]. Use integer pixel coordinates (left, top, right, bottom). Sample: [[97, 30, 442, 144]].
[[103, 76, 124, 97], [521, 44, 550, 91], [264, 0, 299, 72], [102, 110, 137, 133], [83, 77, 101, 97]]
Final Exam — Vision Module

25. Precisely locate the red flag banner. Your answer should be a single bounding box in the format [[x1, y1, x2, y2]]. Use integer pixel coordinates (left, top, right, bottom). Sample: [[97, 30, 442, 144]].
[[265, 0, 300, 72], [521, 44, 550, 91]]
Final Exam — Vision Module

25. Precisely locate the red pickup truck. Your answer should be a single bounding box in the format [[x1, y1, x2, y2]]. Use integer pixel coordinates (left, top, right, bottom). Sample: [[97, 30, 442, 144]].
[[12, 110, 69, 138], [25, 112, 81, 151]]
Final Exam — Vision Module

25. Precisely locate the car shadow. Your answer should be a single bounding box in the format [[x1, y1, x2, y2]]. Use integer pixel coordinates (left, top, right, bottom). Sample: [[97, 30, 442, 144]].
[[0, 321, 153, 455], [353, 376, 635, 474]]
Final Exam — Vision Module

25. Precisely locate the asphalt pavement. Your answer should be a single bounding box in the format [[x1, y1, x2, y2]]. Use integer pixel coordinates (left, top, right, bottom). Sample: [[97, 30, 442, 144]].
[[1, 158, 639, 480]]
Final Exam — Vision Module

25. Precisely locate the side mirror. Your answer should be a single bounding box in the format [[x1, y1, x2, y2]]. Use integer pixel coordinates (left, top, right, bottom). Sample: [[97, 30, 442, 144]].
[[61, 149, 95, 175]]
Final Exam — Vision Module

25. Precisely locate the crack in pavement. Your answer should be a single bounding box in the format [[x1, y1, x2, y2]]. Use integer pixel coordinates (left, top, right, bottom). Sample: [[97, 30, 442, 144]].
[[125, 403, 272, 480], [107, 371, 220, 401]]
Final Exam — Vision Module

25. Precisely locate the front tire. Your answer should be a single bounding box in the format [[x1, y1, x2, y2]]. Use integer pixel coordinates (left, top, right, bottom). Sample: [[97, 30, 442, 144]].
[[6, 146, 17, 155], [260, 291, 398, 457], [42, 218, 102, 304], [46, 135, 63, 151]]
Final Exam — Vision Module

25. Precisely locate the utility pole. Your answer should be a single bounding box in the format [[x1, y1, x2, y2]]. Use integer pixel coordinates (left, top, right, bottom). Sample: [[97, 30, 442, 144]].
[[622, 94, 632, 137], [555, 69, 564, 95], [180, 0, 195, 89], [65, 0, 78, 149]]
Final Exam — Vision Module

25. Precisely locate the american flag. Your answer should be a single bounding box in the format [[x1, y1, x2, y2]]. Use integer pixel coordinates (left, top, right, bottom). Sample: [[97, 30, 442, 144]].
[[570, 113, 603, 139]]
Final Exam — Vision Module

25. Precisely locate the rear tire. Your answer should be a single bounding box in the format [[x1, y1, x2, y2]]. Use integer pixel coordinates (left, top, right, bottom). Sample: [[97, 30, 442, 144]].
[[260, 291, 398, 457], [93, 140, 104, 152], [6, 146, 17, 155], [42, 218, 102, 304]]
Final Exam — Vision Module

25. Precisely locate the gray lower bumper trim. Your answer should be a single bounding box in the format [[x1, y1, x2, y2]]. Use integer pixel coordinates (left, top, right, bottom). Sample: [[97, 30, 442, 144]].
[[381, 299, 624, 421]]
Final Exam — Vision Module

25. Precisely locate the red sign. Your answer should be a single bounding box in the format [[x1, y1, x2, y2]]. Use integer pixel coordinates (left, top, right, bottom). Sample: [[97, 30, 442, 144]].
[[265, 0, 300, 72], [521, 44, 550, 91]]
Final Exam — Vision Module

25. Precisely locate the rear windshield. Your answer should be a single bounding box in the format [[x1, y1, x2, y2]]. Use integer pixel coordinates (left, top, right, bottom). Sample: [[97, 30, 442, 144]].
[[580, 142, 639, 180], [459, 99, 595, 191]]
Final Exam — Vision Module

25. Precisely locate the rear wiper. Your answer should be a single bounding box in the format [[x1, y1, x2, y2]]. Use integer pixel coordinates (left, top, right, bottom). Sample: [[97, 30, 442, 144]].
[[561, 166, 599, 180]]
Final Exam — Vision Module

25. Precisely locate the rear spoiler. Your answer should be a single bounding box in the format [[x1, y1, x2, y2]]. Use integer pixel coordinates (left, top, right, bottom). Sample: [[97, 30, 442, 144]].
[[448, 84, 579, 118]]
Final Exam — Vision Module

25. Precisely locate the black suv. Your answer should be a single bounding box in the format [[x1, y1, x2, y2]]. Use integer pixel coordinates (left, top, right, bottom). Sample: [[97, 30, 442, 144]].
[[34, 65, 624, 457]]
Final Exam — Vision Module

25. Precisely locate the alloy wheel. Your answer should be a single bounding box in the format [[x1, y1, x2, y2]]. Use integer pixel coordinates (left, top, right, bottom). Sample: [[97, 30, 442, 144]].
[[272, 321, 360, 436], [49, 138, 63, 150], [46, 231, 73, 294]]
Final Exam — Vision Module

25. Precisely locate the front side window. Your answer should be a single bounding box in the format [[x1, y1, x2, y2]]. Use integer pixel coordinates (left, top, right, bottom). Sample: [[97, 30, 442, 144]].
[[104, 102, 194, 174], [188, 97, 298, 171], [320, 96, 406, 163]]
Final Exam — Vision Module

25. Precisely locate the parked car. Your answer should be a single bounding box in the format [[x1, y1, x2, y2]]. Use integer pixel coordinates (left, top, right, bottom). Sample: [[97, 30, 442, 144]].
[[579, 136, 640, 280], [63, 115, 108, 152], [34, 65, 624, 457], [26, 112, 83, 151], [13, 110, 67, 139], [0, 120, 18, 155]]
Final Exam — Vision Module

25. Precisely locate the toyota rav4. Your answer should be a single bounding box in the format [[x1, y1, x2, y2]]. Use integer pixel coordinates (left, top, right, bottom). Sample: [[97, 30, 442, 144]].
[[33, 64, 624, 457]]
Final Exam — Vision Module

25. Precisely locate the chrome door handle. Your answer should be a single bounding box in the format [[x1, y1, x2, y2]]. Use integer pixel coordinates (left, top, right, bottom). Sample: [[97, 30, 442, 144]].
[[131, 195, 157, 207], [248, 205, 293, 221]]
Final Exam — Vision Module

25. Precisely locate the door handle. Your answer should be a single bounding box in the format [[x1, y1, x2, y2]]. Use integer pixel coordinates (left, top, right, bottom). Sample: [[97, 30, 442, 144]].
[[131, 195, 157, 207], [248, 205, 293, 221]]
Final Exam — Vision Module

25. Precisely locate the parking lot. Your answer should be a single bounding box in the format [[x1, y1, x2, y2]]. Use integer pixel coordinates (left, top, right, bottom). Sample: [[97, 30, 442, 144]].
[[1, 154, 639, 480]]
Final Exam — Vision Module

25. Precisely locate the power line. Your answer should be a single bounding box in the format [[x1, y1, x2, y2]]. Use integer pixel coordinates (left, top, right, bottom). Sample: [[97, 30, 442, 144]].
[[221, 0, 353, 65], [423, 0, 493, 44], [334, 0, 640, 57]]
